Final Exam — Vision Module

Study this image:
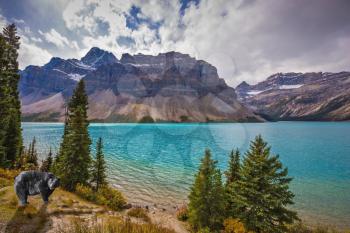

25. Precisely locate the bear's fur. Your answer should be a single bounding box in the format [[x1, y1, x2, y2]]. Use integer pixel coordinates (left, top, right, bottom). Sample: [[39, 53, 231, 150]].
[[14, 171, 60, 206]]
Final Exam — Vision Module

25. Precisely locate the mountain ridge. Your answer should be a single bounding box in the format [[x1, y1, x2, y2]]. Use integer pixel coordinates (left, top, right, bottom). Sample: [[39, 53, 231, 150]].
[[236, 71, 350, 121], [20, 47, 262, 122]]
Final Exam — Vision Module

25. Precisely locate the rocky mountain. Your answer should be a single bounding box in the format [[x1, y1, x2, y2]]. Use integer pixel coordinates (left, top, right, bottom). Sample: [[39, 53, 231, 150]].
[[236, 72, 350, 121], [19, 47, 262, 122]]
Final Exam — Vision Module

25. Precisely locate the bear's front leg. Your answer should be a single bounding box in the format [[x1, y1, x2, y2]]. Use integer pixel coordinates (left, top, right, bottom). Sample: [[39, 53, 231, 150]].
[[20, 194, 28, 206], [40, 189, 52, 204], [40, 192, 48, 204], [15, 186, 28, 206]]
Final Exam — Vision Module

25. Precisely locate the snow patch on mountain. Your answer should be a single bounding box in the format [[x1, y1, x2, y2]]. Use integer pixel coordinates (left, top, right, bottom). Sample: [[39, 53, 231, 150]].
[[279, 84, 303, 89], [127, 63, 152, 67], [247, 90, 264, 95], [68, 60, 96, 70], [68, 73, 85, 81], [53, 69, 67, 74], [53, 68, 85, 81]]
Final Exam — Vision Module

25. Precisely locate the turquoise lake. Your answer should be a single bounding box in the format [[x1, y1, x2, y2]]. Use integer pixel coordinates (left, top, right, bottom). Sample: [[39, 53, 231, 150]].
[[22, 122, 350, 228]]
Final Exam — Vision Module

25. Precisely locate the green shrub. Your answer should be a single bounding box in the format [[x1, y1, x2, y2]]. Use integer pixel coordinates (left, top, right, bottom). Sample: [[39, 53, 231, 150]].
[[180, 115, 189, 122], [97, 185, 126, 210], [75, 184, 126, 211], [75, 184, 96, 201], [127, 208, 150, 222], [176, 205, 188, 221], [138, 115, 155, 123]]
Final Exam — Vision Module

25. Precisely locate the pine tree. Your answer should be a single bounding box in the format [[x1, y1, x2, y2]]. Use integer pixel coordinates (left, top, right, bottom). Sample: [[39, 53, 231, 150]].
[[188, 149, 226, 232], [14, 148, 25, 169], [14, 138, 39, 170], [40, 147, 53, 172], [0, 24, 22, 168], [236, 135, 298, 233], [56, 80, 92, 191], [225, 149, 241, 218], [225, 149, 241, 187], [0, 35, 10, 167], [52, 107, 68, 174], [91, 137, 107, 191], [26, 137, 38, 168], [2, 24, 20, 73]]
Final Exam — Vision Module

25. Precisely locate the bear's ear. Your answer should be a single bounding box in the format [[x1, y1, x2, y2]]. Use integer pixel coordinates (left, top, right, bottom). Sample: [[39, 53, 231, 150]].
[[44, 173, 51, 182], [48, 177, 60, 190]]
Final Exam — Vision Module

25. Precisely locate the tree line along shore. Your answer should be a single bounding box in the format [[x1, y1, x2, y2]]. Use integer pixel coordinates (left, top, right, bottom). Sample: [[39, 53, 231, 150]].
[[0, 23, 348, 233]]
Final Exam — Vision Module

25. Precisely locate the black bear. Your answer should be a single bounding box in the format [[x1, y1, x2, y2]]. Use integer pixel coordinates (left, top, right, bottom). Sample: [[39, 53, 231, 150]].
[[14, 171, 60, 206]]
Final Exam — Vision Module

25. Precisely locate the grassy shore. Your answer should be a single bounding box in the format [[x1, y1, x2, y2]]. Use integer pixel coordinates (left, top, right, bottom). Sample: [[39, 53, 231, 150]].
[[0, 169, 348, 233], [0, 169, 186, 233]]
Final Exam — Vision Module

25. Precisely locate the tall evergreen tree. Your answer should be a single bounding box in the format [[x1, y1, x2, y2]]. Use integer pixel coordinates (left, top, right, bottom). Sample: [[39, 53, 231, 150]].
[[225, 149, 241, 218], [91, 137, 107, 191], [236, 135, 298, 233], [55, 80, 92, 191], [14, 138, 39, 170], [188, 149, 226, 232], [0, 24, 22, 167], [3, 24, 20, 73], [14, 148, 25, 169], [26, 137, 38, 168], [225, 149, 241, 187], [40, 147, 53, 172], [0, 35, 10, 167], [52, 107, 68, 174]]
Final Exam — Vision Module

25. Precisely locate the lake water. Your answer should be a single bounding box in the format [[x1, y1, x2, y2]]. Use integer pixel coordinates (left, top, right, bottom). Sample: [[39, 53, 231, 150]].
[[22, 122, 350, 228]]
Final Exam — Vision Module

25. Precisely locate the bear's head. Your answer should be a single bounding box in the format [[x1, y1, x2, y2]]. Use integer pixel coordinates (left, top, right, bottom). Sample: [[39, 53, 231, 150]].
[[47, 173, 60, 190]]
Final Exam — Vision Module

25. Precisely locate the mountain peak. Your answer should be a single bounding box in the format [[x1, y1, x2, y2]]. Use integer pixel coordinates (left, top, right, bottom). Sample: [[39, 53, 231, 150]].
[[43, 57, 66, 69], [82, 47, 106, 57], [237, 81, 249, 87], [81, 47, 118, 67]]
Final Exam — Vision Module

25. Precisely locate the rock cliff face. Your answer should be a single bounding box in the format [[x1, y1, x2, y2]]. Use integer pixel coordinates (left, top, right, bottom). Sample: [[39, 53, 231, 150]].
[[20, 48, 261, 122], [236, 72, 350, 121]]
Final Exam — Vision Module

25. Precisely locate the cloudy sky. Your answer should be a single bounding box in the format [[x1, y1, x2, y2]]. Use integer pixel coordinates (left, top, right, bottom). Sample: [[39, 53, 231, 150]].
[[0, 0, 349, 86]]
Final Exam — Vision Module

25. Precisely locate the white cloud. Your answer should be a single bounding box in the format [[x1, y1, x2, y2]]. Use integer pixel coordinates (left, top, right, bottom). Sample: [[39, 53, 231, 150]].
[[0, 13, 8, 29], [63, 0, 186, 57], [12, 18, 25, 25], [39, 28, 79, 49], [63, 0, 98, 34], [0, 13, 51, 69], [3, 0, 349, 85], [30, 37, 43, 43], [61, 0, 286, 86], [19, 36, 52, 70], [154, 0, 350, 86]]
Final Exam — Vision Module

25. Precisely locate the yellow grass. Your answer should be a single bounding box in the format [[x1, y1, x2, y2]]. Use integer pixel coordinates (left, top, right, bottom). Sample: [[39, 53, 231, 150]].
[[127, 208, 151, 222], [56, 216, 177, 233]]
